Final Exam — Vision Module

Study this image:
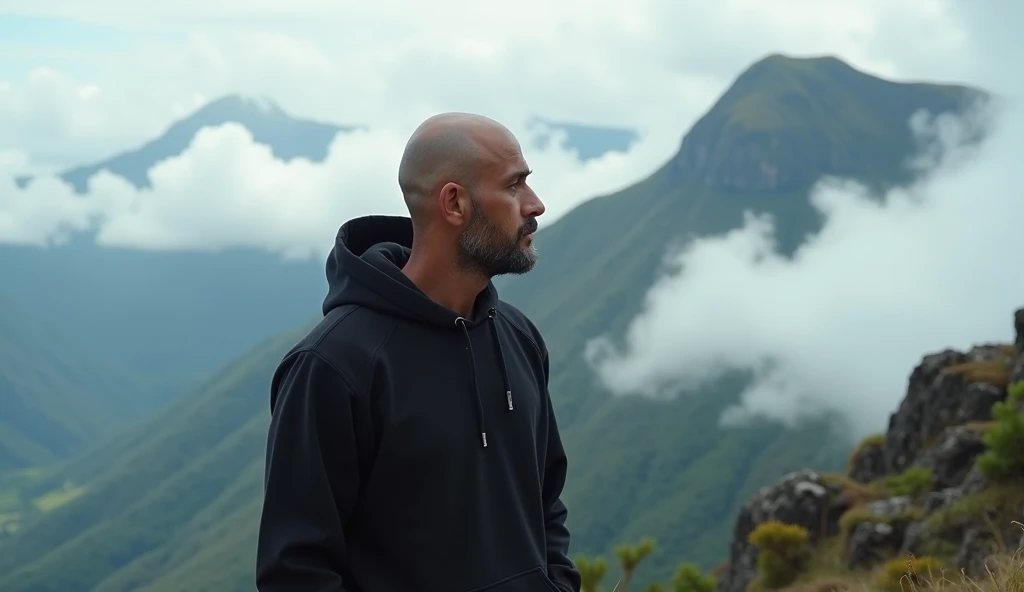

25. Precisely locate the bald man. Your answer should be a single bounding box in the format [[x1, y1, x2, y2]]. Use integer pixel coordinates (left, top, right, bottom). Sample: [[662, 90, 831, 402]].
[[256, 113, 581, 592]]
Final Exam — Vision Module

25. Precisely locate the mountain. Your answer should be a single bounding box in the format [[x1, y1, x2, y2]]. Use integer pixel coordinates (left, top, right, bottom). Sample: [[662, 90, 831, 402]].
[[1, 97, 645, 396], [0, 291, 157, 472], [0, 54, 990, 591], [16, 94, 359, 194]]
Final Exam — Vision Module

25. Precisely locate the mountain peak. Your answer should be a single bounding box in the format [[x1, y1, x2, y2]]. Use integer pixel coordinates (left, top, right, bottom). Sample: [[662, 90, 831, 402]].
[[671, 54, 987, 193], [49, 94, 360, 193]]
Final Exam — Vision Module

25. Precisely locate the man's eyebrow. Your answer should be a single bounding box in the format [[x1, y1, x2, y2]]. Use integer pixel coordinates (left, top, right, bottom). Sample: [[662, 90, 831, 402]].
[[506, 168, 532, 184]]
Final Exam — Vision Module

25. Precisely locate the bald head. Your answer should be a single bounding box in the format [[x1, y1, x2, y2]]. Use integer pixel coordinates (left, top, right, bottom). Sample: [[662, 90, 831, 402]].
[[398, 112, 519, 222]]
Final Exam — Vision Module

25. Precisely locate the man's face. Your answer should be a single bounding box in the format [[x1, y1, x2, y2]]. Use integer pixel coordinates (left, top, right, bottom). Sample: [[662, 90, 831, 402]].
[[456, 191, 539, 278]]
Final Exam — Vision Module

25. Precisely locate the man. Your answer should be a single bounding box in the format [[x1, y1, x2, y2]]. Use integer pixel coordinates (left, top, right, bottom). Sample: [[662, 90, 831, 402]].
[[255, 112, 581, 592]]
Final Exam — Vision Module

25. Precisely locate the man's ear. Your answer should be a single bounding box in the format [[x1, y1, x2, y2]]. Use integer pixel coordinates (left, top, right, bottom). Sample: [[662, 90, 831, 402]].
[[438, 182, 471, 227]]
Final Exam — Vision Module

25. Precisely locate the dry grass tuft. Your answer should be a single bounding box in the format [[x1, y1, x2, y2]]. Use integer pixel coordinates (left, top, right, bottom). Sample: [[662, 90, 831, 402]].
[[945, 361, 1012, 389]]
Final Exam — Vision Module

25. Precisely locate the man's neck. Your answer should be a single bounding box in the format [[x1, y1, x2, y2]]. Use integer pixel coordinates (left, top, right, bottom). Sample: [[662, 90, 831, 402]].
[[402, 249, 488, 319]]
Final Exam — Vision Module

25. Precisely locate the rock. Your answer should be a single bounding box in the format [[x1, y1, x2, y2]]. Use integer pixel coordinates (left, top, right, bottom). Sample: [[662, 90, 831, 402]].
[[911, 426, 987, 490], [1015, 308, 1024, 351], [716, 470, 849, 592], [955, 525, 1001, 577], [1011, 356, 1024, 386], [847, 521, 901, 568], [848, 439, 887, 484], [883, 347, 1010, 474], [844, 497, 918, 569]]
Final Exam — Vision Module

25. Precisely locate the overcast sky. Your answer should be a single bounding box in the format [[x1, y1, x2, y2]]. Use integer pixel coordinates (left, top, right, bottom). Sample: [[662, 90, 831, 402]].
[[1, 0, 1022, 437]]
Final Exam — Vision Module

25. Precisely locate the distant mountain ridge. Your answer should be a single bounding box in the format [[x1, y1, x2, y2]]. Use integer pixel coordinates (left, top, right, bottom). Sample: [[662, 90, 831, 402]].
[[15, 94, 360, 193], [0, 53, 992, 592]]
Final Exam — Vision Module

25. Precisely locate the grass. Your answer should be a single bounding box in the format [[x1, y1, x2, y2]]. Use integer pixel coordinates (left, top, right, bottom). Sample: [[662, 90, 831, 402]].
[[838, 505, 926, 543], [925, 485, 1024, 537], [944, 361, 1013, 389], [776, 524, 1024, 592], [32, 483, 87, 513], [823, 474, 885, 506]]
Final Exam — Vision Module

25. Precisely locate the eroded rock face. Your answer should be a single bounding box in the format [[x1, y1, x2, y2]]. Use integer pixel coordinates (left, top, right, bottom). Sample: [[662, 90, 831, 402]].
[[716, 470, 849, 592], [848, 440, 886, 484], [1014, 308, 1024, 351], [883, 346, 1010, 474], [845, 497, 919, 569], [911, 426, 987, 491]]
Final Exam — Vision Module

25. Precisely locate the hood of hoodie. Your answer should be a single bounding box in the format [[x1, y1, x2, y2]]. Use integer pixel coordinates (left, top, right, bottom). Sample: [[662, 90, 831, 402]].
[[322, 214, 500, 328]]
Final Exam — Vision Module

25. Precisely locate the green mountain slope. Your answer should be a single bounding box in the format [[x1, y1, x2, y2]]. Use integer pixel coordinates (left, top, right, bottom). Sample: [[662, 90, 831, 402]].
[[0, 54, 989, 591], [0, 326, 310, 591], [0, 291, 159, 472]]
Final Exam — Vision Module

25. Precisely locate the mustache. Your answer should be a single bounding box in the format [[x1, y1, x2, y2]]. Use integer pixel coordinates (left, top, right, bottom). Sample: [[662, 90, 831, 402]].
[[517, 218, 538, 239]]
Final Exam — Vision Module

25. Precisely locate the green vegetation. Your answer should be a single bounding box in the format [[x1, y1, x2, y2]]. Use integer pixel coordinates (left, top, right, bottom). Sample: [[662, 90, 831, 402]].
[[0, 54, 990, 591], [749, 521, 811, 589], [878, 467, 934, 498], [976, 381, 1024, 481], [0, 291, 167, 472]]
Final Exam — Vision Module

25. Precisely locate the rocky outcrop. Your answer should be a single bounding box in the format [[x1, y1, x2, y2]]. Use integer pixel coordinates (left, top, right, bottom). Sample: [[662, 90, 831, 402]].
[[716, 308, 1024, 591], [882, 345, 1011, 476], [716, 470, 849, 592], [848, 438, 886, 484]]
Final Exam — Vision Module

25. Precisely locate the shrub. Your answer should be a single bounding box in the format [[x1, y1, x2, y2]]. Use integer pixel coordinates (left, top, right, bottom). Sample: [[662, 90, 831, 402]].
[[574, 554, 609, 592], [879, 467, 934, 498], [976, 380, 1024, 481], [670, 563, 716, 592], [876, 556, 944, 592], [747, 520, 810, 588]]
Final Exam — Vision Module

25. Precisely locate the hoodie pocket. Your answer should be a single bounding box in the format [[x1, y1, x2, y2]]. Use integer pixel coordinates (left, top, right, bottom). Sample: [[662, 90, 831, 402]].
[[465, 565, 561, 592]]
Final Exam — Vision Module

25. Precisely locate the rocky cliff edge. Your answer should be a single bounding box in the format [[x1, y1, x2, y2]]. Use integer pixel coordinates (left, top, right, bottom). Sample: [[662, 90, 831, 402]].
[[716, 308, 1024, 592]]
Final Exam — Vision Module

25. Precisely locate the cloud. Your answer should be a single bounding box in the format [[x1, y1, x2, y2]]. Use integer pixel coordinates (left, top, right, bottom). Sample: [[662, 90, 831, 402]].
[[0, 0, 1015, 259], [584, 88, 1024, 440], [0, 116, 678, 255]]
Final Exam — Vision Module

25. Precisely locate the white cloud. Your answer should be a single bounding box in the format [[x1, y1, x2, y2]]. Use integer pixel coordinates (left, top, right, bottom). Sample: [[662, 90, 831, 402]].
[[0, 117, 679, 256], [584, 84, 1024, 439], [0, 0, 1016, 264]]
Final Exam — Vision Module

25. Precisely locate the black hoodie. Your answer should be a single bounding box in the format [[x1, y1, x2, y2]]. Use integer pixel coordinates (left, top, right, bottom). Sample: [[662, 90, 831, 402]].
[[255, 215, 581, 592]]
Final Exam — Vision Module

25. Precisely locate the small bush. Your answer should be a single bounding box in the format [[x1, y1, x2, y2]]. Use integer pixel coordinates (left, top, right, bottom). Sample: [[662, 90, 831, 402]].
[[670, 563, 716, 592], [879, 467, 934, 498], [976, 381, 1024, 481], [876, 556, 944, 592], [574, 554, 609, 592], [748, 520, 810, 588]]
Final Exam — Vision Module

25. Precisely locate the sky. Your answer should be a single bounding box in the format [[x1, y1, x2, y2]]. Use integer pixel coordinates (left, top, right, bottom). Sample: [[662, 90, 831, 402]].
[[1, 0, 1022, 436]]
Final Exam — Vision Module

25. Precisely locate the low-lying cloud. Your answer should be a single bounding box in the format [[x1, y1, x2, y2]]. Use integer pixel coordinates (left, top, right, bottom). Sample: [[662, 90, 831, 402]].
[[584, 95, 1024, 440], [0, 116, 678, 257]]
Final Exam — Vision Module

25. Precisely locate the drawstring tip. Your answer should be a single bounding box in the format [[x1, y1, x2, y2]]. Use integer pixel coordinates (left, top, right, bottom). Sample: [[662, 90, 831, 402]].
[[481, 432, 488, 448], [506, 390, 514, 411]]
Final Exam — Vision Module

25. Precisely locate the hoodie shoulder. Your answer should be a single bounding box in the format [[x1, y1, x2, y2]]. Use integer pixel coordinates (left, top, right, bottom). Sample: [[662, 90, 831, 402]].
[[495, 300, 548, 358], [285, 304, 400, 395]]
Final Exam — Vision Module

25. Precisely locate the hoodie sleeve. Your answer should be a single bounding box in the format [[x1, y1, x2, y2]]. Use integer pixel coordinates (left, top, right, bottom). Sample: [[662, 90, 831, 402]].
[[256, 348, 373, 592], [540, 347, 583, 592]]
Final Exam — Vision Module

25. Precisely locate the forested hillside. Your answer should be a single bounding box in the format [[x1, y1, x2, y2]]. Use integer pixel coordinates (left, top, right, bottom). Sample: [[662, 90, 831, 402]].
[[0, 53, 992, 591], [0, 291, 158, 472]]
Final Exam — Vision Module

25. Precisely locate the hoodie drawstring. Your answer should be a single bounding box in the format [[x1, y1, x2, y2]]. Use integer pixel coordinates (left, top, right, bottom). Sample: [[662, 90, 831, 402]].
[[455, 307, 514, 449]]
